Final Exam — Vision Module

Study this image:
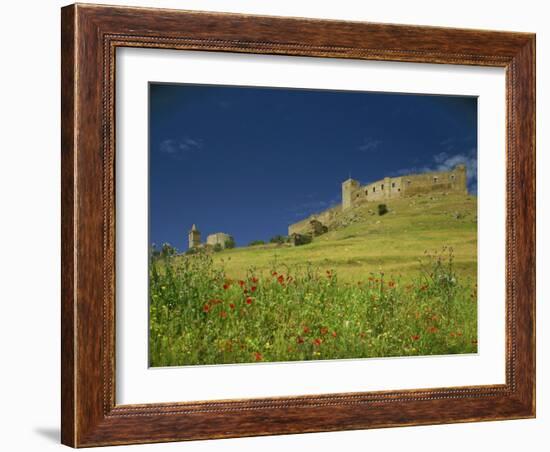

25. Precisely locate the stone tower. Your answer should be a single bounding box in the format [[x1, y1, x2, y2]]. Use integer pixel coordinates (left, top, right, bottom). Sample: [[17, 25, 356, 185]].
[[454, 164, 468, 194], [188, 224, 201, 249], [342, 178, 360, 210]]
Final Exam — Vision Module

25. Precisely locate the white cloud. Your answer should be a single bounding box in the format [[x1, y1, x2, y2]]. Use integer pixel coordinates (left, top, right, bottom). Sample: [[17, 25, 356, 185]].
[[159, 137, 204, 157], [392, 149, 478, 193], [358, 138, 382, 152], [435, 151, 477, 188]]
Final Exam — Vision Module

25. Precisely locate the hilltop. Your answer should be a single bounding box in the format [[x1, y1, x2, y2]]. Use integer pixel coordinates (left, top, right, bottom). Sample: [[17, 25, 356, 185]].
[[200, 192, 477, 284]]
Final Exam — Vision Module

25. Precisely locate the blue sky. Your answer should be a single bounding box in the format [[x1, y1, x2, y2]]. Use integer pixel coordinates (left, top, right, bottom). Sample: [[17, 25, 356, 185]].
[[149, 83, 477, 251]]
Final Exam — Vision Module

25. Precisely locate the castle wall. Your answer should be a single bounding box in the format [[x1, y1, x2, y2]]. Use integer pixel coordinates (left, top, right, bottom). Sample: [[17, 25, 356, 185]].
[[288, 205, 341, 236], [288, 217, 312, 236], [206, 232, 231, 248], [288, 165, 467, 233], [401, 166, 467, 197], [346, 165, 467, 208], [349, 175, 404, 204]]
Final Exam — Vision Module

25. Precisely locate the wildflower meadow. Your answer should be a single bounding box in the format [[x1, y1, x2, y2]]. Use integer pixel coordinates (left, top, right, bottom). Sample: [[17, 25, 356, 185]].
[[149, 247, 477, 366]]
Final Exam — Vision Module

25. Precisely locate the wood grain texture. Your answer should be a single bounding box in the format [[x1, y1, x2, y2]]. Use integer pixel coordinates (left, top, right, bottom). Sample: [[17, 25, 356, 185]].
[[61, 3, 536, 447], [60, 5, 76, 447]]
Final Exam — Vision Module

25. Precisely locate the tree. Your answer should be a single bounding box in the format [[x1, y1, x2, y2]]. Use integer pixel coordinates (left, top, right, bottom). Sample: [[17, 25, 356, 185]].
[[224, 236, 236, 249], [290, 233, 312, 246], [160, 242, 177, 258], [248, 240, 265, 246], [377, 204, 388, 216], [270, 234, 288, 244]]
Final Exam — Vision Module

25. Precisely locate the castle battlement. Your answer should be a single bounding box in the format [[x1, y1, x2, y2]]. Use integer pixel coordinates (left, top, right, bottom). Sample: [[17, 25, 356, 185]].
[[289, 164, 467, 236]]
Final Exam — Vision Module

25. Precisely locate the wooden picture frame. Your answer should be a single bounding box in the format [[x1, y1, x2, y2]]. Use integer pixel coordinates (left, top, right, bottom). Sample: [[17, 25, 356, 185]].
[[61, 3, 535, 447]]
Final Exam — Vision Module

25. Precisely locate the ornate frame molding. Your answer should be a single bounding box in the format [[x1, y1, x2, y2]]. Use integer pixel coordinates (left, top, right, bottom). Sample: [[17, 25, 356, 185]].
[[62, 4, 535, 447]]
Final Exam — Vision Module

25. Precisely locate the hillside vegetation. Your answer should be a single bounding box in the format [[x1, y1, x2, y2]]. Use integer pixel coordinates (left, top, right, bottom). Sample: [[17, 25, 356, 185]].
[[210, 192, 477, 284], [149, 192, 478, 366]]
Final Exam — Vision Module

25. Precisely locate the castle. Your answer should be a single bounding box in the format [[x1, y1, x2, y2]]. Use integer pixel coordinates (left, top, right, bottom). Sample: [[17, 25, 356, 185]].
[[288, 164, 467, 236], [188, 224, 233, 250]]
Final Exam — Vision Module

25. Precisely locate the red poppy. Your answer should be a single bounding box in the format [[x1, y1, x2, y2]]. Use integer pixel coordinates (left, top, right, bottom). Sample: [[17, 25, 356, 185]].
[[331, 331, 337, 338], [223, 283, 230, 290], [251, 277, 259, 283], [303, 326, 310, 334], [203, 304, 210, 313], [277, 275, 285, 284], [238, 280, 245, 287], [296, 336, 305, 344], [254, 352, 263, 361], [229, 303, 235, 310], [428, 326, 439, 334], [243, 288, 248, 294], [250, 286, 257, 292], [220, 311, 227, 319], [246, 297, 253, 305], [312, 338, 322, 346], [411, 334, 420, 341], [272, 271, 278, 276], [388, 281, 396, 288], [320, 327, 329, 335]]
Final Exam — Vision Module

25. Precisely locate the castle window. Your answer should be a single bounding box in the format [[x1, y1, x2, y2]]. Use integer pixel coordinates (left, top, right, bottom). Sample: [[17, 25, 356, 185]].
[[407, 180, 411, 186], [433, 176, 438, 183], [373, 187, 376, 192], [392, 182, 395, 188], [451, 174, 455, 180], [381, 184, 384, 190]]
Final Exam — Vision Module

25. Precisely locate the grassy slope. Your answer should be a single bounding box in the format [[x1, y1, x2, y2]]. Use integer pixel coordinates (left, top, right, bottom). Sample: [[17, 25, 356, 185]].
[[208, 192, 477, 284]]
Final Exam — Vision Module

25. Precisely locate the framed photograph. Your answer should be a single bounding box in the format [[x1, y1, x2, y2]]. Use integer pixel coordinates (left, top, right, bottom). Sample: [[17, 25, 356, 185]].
[[61, 3, 535, 447]]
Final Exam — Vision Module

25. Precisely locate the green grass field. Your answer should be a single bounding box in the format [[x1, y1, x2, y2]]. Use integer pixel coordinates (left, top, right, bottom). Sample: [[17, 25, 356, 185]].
[[149, 192, 477, 366], [212, 192, 477, 283]]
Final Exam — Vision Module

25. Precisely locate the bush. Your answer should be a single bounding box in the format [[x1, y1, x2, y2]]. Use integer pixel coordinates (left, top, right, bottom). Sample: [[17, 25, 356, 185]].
[[291, 233, 312, 246], [185, 247, 199, 255], [248, 240, 265, 246], [160, 242, 177, 258], [378, 204, 388, 216], [224, 236, 236, 249], [270, 234, 288, 244], [149, 244, 161, 260], [213, 243, 223, 252]]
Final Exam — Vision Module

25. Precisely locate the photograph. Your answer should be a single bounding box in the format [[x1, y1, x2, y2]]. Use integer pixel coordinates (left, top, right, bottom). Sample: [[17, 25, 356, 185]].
[[148, 83, 479, 367]]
